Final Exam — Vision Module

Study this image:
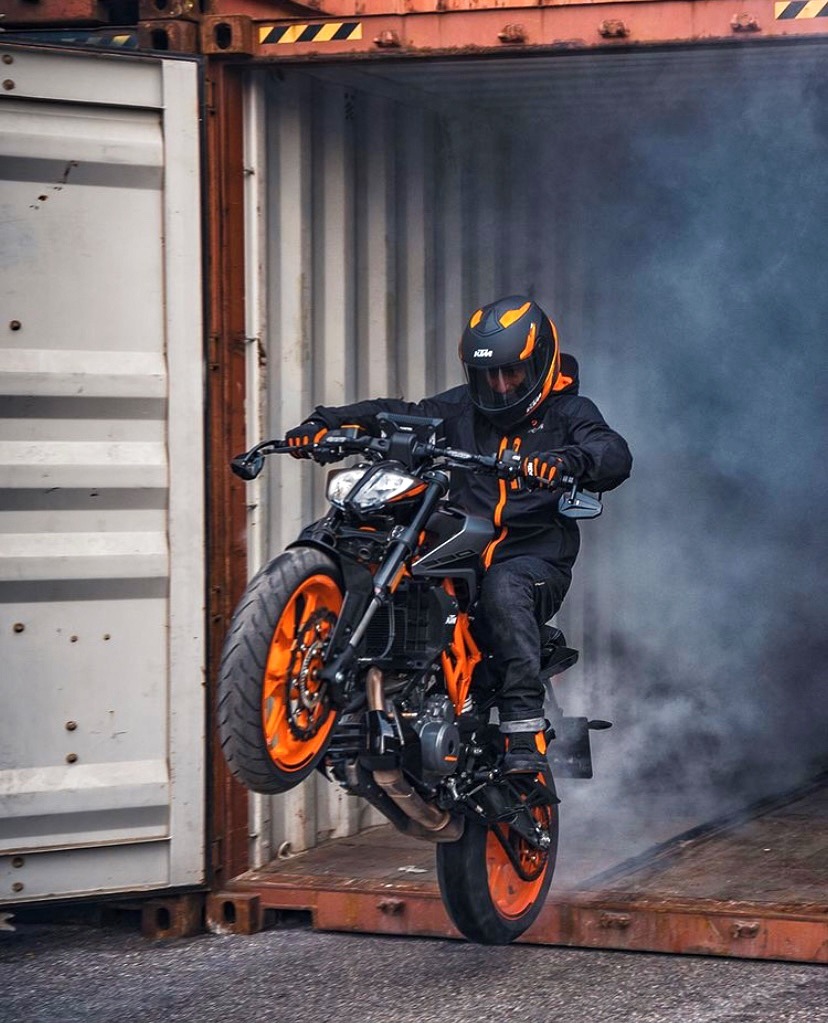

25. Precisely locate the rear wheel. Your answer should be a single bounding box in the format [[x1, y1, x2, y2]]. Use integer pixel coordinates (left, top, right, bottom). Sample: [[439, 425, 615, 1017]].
[[217, 548, 343, 794], [436, 774, 558, 944]]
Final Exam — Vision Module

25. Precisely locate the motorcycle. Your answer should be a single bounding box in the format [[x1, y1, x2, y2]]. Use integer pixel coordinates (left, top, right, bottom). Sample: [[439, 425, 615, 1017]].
[[219, 412, 609, 945]]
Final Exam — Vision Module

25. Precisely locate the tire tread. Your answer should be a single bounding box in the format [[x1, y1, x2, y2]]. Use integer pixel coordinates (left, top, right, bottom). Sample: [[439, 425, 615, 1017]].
[[216, 547, 342, 794]]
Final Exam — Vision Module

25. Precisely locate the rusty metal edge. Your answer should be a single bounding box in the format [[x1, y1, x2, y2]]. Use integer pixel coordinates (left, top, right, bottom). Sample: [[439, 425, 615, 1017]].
[[204, 59, 251, 889], [224, 874, 828, 962], [200, 3, 828, 60]]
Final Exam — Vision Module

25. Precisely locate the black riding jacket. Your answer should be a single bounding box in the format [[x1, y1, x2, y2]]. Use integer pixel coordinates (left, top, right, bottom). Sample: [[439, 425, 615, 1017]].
[[309, 356, 632, 575]]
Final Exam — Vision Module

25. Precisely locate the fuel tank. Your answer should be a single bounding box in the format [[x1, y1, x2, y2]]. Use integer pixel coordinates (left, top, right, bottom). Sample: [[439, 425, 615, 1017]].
[[411, 506, 494, 604]]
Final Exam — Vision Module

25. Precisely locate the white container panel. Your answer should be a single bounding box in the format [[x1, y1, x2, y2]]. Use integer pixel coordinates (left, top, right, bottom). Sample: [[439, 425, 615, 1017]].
[[0, 47, 205, 902]]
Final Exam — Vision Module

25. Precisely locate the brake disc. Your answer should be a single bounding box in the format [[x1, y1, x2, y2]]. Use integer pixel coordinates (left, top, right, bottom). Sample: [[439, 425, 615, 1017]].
[[286, 609, 338, 740]]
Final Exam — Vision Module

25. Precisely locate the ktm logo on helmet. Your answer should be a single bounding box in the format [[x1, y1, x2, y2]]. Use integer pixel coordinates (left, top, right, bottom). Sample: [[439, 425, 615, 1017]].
[[473, 348, 494, 358]]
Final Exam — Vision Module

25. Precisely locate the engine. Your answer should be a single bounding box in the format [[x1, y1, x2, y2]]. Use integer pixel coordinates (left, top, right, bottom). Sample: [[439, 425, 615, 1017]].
[[412, 694, 461, 777]]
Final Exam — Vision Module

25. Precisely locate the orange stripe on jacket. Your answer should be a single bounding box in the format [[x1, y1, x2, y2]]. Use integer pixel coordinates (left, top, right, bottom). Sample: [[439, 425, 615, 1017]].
[[482, 437, 509, 568]]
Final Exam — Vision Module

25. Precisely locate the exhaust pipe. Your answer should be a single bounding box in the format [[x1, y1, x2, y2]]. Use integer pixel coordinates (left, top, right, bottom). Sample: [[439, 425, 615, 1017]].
[[366, 667, 463, 841]]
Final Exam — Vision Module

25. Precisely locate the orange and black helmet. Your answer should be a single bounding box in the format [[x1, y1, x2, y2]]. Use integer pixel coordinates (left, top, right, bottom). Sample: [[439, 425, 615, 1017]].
[[459, 295, 560, 429]]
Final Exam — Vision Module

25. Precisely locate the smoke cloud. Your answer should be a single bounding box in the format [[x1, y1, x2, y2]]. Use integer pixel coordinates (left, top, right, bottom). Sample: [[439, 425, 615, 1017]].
[[493, 48, 828, 881], [282, 52, 827, 875]]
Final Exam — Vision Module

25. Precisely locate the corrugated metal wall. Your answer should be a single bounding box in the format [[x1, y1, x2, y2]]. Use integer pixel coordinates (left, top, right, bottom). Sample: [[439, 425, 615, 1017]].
[[249, 66, 547, 857], [250, 45, 828, 861], [0, 47, 205, 900]]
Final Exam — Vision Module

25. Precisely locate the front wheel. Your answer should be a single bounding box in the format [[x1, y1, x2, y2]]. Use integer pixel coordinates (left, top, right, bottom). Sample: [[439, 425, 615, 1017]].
[[436, 775, 559, 944], [217, 548, 343, 794]]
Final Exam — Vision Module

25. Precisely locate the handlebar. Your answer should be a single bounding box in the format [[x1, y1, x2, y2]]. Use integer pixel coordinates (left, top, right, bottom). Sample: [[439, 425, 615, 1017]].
[[230, 430, 574, 491]]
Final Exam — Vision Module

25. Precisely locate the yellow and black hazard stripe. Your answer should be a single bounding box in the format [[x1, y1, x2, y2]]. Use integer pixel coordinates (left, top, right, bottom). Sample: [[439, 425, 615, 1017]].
[[775, 0, 828, 17], [259, 22, 363, 45]]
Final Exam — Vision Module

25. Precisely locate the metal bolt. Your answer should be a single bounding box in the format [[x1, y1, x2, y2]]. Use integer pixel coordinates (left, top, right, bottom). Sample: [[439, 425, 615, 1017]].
[[598, 912, 632, 930], [66, 753, 78, 764], [373, 29, 401, 48], [65, 721, 77, 731], [9, 320, 21, 331], [598, 19, 630, 37], [12, 623, 24, 634], [70, 635, 78, 643], [498, 24, 526, 44], [378, 898, 405, 916], [2, 80, 14, 91], [12, 857, 24, 868], [731, 12, 761, 31], [2, 55, 13, 65], [12, 882, 24, 893]]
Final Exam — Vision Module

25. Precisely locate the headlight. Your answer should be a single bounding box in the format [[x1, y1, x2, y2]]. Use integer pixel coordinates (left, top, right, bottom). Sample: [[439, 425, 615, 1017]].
[[350, 468, 422, 512], [326, 467, 368, 508]]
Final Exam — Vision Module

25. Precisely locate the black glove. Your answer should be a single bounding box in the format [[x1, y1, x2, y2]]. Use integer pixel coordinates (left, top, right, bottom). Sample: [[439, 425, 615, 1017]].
[[520, 450, 567, 484], [285, 420, 328, 459]]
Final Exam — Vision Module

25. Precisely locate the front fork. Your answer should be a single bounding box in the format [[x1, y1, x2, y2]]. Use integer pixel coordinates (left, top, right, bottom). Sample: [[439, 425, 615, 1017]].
[[320, 472, 449, 704]]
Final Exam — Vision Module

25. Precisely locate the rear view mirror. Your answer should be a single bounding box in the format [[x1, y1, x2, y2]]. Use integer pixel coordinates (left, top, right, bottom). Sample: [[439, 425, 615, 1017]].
[[558, 490, 602, 519], [231, 452, 264, 481]]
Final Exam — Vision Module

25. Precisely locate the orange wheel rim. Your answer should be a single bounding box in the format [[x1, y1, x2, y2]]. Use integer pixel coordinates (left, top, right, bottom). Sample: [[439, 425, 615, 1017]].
[[485, 799, 554, 919], [261, 573, 342, 772]]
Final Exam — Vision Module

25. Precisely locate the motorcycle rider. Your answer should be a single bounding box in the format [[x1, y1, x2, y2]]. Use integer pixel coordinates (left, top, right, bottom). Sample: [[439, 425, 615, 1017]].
[[285, 295, 632, 773]]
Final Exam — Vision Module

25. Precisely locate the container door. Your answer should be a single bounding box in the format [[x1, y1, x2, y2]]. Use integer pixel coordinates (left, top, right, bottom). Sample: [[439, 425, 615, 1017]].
[[0, 45, 205, 902]]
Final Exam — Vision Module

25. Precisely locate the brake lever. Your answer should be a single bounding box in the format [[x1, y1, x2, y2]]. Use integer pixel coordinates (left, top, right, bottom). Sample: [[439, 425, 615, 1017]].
[[524, 473, 576, 490], [307, 428, 374, 464], [322, 426, 366, 446]]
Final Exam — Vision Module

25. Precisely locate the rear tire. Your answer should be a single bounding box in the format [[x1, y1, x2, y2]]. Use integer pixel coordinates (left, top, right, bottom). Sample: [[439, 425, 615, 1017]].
[[436, 774, 558, 944], [217, 548, 343, 794]]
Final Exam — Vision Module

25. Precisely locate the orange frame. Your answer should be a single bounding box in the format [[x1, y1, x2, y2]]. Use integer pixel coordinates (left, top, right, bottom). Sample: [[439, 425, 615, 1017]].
[[440, 579, 483, 716]]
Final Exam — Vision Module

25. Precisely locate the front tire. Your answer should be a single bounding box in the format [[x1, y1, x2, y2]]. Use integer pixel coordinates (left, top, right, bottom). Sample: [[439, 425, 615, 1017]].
[[436, 774, 558, 944], [217, 548, 343, 794]]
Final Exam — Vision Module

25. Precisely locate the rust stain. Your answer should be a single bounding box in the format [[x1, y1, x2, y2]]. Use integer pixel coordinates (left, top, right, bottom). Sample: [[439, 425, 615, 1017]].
[[60, 161, 79, 185]]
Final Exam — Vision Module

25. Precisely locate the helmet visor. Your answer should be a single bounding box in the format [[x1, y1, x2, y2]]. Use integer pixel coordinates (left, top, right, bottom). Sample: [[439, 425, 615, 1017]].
[[464, 351, 547, 415]]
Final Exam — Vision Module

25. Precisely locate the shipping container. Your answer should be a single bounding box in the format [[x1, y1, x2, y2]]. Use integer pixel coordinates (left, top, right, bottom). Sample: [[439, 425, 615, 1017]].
[[1, 1, 826, 961], [0, 44, 205, 904], [232, 39, 828, 959]]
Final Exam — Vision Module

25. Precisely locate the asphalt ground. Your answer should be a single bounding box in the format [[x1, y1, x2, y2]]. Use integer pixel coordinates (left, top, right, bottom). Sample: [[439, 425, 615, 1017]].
[[1, 918, 826, 1023]]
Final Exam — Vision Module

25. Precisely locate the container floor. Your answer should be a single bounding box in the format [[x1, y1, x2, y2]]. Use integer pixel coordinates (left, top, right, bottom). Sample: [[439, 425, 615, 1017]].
[[226, 778, 828, 962]]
